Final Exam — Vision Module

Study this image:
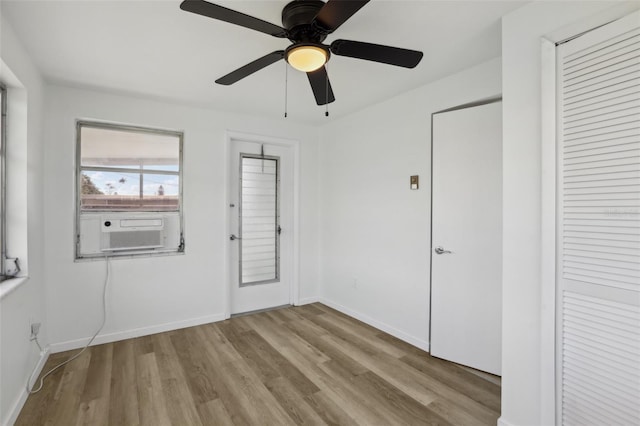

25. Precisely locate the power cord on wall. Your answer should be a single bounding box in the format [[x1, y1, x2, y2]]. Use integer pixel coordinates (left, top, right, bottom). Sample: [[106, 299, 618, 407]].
[[26, 255, 111, 394]]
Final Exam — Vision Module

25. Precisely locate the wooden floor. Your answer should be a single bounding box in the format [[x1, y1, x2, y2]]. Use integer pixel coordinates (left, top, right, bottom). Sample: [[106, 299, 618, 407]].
[[16, 303, 500, 425]]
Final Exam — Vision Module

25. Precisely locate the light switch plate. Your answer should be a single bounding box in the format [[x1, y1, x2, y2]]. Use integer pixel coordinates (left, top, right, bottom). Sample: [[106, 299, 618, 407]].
[[410, 175, 419, 190]]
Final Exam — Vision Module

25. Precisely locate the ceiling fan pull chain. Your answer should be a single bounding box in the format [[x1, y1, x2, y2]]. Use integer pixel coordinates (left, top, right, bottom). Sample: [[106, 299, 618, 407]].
[[325, 63, 329, 117], [284, 62, 288, 118]]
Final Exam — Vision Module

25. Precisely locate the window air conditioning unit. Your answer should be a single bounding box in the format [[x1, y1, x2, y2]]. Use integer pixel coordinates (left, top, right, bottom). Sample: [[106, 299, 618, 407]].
[[100, 216, 165, 252]]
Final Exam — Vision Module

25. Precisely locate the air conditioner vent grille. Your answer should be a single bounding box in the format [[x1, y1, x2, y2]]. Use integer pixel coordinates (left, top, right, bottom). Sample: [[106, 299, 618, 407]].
[[103, 230, 163, 251]]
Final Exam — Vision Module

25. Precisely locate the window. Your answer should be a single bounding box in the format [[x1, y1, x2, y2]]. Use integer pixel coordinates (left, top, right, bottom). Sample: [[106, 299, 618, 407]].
[[76, 121, 184, 259], [78, 123, 181, 211], [239, 155, 280, 286], [0, 85, 6, 279]]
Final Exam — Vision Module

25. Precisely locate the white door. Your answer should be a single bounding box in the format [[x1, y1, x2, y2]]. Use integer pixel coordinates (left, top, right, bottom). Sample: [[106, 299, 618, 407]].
[[430, 101, 502, 376], [229, 140, 292, 315], [556, 11, 640, 425]]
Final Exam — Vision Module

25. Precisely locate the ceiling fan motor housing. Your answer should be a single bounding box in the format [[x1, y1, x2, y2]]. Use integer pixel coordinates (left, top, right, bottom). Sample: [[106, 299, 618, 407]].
[[282, 0, 328, 43]]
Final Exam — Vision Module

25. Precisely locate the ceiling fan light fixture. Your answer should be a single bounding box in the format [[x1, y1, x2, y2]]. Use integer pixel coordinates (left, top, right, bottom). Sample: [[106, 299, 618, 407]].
[[286, 44, 329, 72]]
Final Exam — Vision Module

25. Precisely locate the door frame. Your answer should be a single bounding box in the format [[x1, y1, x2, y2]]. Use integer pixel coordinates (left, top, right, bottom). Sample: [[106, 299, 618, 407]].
[[224, 131, 301, 319]]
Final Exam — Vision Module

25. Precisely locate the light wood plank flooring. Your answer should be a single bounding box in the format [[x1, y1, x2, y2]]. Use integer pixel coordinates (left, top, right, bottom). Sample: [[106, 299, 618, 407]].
[[16, 303, 500, 425]]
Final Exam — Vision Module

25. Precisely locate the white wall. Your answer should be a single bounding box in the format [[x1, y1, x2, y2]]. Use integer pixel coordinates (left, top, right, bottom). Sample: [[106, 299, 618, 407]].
[[501, 2, 640, 426], [0, 11, 47, 426], [317, 58, 501, 350], [43, 84, 320, 351]]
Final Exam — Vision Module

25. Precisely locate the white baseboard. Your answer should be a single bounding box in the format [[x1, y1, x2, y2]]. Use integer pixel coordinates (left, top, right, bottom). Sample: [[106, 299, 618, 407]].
[[319, 298, 430, 352], [3, 347, 50, 426], [49, 313, 226, 353], [296, 296, 320, 306]]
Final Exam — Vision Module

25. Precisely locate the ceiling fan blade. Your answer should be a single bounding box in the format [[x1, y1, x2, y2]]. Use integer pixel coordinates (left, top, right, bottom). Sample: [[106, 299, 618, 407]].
[[331, 40, 423, 68], [312, 0, 369, 33], [180, 0, 287, 38], [307, 66, 336, 106], [215, 51, 285, 85]]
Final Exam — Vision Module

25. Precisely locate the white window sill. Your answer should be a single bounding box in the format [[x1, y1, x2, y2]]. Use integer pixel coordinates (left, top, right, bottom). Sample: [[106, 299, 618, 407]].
[[0, 276, 29, 301]]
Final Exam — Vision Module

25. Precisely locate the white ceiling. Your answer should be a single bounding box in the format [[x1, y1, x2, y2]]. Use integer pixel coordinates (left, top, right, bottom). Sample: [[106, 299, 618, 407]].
[[1, 0, 526, 125]]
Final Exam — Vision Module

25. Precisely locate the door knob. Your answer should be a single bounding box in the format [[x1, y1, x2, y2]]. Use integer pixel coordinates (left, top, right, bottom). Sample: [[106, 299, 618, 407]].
[[434, 246, 452, 254], [230, 234, 242, 241]]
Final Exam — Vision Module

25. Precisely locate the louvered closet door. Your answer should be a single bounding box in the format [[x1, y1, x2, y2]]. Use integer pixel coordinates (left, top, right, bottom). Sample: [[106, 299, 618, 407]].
[[557, 10, 640, 426]]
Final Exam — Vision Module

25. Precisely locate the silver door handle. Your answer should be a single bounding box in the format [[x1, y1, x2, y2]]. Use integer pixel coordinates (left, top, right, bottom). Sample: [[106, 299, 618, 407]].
[[230, 234, 242, 241], [434, 246, 452, 255]]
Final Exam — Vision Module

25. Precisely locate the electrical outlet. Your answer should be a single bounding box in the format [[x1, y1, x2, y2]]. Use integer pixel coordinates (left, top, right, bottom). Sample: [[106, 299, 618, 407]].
[[30, 321, 41, 338]]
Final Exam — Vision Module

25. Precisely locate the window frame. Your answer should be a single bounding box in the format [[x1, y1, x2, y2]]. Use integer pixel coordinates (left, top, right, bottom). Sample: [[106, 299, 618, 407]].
[[75, 120, 184, 260]]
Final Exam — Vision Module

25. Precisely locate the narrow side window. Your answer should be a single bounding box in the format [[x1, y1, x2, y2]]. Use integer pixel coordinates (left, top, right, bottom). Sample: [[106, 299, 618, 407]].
[[0, 86, 6, 279]]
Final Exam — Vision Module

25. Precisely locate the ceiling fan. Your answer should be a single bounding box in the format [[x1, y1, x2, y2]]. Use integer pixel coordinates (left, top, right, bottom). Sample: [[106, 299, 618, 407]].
[[180, 0, 424, 105]]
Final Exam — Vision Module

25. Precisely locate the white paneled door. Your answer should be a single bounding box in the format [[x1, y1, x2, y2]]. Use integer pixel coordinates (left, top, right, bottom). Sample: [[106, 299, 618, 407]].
[[229, 140, 293, 315], [557, 11, 640, 425], [431, 101, 502, 376]]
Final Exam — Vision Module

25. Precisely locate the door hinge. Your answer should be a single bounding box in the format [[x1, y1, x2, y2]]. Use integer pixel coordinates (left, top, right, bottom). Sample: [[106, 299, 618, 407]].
[[277, 225, 282, 235]]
